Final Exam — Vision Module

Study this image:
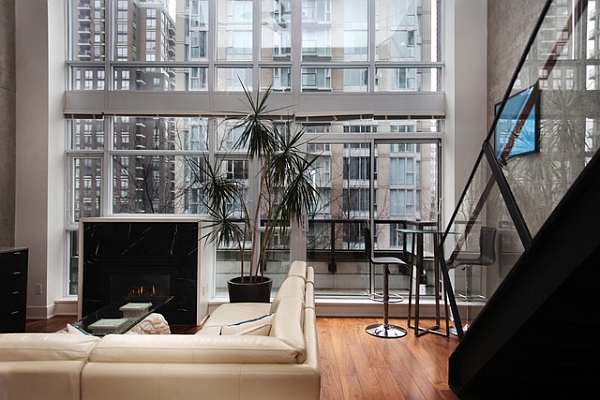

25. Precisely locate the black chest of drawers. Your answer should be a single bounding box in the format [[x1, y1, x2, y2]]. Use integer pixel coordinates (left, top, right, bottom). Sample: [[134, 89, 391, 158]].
[[0, 247, 28, 333]]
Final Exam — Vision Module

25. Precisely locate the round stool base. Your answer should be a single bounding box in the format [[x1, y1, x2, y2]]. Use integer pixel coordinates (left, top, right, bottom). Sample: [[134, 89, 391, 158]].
[[366, 323, 407, 338]]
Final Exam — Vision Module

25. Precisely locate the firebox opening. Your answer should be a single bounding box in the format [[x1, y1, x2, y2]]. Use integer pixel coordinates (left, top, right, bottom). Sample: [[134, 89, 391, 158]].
[[109, 274, 171, 302]]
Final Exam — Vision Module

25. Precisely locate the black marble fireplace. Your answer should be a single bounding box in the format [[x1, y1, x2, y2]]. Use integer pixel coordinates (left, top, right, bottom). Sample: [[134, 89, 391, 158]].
[[80, 220, 199, 325]]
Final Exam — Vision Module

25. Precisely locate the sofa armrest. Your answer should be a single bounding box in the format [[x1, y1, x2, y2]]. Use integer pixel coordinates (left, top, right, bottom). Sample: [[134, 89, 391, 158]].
[[0, 333, 100, 362]]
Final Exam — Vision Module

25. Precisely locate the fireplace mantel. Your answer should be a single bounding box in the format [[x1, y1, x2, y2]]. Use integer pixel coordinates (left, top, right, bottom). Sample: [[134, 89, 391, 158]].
[[79, 218, 201, 325]]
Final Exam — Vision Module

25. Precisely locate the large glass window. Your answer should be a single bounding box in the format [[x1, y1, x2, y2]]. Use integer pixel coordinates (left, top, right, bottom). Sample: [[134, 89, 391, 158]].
[[65, 0, 444, 297]]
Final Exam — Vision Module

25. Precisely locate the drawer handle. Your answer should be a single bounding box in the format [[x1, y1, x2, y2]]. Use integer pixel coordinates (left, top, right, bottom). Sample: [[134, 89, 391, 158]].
[[11, 311, 19, 315], [12, 271, 22, 275], [12, 291, 20, 295]]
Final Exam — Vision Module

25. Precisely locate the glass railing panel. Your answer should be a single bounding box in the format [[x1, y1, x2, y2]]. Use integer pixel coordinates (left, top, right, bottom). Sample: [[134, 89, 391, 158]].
[[307, 220, 371, 296], [443, 154, 525, 335], [490, 0, 600, 239]]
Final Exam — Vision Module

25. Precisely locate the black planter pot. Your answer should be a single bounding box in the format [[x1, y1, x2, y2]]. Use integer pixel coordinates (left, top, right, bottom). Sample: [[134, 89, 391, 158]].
[[227, 276, 273, 303]]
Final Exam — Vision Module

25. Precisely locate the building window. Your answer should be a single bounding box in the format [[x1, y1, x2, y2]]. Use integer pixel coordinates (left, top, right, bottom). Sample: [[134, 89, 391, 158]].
[[189, 67, 208, 90], [302, 67, 331, 90], [302, 0, 331, 23], [218, 0, 253, 61], [390, 157, 416, 185], [343, 188, 371, 213]]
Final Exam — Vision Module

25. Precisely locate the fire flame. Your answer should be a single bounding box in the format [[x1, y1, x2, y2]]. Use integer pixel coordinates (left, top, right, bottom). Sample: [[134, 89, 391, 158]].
[[127, 285, 158, 297]]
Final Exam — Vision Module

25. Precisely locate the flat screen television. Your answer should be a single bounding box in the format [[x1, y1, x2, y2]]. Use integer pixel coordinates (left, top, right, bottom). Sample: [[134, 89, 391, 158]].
[[494, 85, 540, 162]]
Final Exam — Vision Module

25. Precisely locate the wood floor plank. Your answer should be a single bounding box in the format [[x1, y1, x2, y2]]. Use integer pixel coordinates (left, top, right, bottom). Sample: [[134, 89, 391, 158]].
[[339, 374, 367, 400], [317, 318, 344, 400], [359, 324, 410, 400], [26, 315, 75, 333], [374, 333, 430, 400], [368, 318, 458, 400], [329, 317, 359, 377], [345, 319, 390, 399]]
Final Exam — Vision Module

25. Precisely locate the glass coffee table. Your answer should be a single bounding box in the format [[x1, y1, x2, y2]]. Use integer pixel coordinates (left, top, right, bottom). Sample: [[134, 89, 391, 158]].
[[74, 296, 173, 336]]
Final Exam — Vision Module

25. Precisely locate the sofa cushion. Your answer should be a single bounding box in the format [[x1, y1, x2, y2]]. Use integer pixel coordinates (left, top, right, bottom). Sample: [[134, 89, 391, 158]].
[[89, 334, 299, 364], [202, 302, 272, 329], [270, 275, 305, 314], [220, 314, 274, 336], [270, 296, 306, 363], [0, 333, 100, 362]]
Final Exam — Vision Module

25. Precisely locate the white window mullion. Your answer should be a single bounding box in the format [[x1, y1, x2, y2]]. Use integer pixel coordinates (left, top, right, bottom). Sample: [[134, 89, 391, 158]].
[[103, 116, 112, 216]]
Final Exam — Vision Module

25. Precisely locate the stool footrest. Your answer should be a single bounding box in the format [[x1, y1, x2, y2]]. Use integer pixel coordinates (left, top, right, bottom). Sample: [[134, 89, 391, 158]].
[[368, 292, 404, 303]]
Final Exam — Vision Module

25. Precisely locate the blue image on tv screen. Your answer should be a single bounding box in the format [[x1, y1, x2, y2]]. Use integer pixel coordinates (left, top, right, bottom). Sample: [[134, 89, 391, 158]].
[[494, 86, 539, 160]]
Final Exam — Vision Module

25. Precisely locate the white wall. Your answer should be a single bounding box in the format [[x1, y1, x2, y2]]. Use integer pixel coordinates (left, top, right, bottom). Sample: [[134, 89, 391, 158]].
[[16, 0, 67, 318], [443, 0, 488, 226]]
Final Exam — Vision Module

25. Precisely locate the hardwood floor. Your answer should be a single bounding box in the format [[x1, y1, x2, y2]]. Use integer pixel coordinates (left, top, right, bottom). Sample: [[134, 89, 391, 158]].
[[318, 317, 459, 400], [26, 316, 459, 400], [26, 315, 77, 333]]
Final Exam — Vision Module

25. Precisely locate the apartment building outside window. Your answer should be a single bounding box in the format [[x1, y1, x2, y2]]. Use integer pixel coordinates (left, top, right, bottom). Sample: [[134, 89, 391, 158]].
[[65, 0, 443, 298]]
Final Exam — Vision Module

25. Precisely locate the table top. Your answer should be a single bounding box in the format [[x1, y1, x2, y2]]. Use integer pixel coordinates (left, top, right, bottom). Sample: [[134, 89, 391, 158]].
[[0, 247, 28, 255], [74, 296, 172, 336], [396, 228, 445, 234]]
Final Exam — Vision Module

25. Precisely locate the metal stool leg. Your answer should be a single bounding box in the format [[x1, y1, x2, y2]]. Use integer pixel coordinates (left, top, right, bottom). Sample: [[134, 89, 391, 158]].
[[366, 264, 407, 339], [408, 232, 450, 337]]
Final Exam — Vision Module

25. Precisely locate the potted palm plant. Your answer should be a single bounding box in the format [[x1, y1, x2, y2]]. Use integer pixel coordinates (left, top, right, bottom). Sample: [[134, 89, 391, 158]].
[[198, 84, 318, 302]]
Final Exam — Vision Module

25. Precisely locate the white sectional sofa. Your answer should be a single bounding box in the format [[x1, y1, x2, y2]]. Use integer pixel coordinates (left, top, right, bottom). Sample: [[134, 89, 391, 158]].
[[0, 261, 320, 400]]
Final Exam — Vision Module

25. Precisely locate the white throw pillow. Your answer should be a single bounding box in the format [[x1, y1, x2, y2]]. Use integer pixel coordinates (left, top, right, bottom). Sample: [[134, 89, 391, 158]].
[[220, 314, 274, 336], [66, 323, 92, 335], [128, 313, 171, 335]]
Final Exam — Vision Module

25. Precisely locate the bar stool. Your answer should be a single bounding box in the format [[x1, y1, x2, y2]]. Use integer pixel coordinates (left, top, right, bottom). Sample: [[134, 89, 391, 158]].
[[362, 227, 408, 338]]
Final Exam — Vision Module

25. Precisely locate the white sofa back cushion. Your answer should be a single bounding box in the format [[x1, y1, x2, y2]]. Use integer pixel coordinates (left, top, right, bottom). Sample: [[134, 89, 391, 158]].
[[286, 260, 308, 280], [270, 275, 305, 314], [270, 295, 307, 363]]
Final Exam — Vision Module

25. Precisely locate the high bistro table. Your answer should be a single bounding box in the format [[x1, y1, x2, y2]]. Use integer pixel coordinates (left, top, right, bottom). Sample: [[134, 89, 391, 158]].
[[398, 224, 450, 337]]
